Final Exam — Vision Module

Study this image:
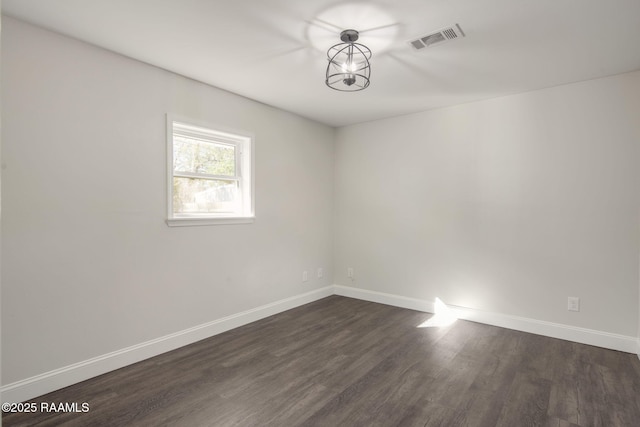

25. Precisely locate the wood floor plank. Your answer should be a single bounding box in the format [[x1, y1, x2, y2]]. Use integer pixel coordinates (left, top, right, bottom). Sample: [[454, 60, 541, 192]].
[[545, 416, 581, 427], [454, 338, 522, 427], [495, 371, 552, 427], [398, 401, 460, 427], [548, 376, 582, 425], [4, 296, 640, 427]]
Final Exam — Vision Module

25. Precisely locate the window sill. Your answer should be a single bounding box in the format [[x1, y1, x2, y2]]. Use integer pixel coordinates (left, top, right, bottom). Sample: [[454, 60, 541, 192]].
[[166, 216, 255, 227]]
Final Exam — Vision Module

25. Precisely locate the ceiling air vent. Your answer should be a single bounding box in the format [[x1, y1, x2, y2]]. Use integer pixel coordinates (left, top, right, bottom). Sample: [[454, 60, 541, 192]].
[[408, 24, 465, 50]]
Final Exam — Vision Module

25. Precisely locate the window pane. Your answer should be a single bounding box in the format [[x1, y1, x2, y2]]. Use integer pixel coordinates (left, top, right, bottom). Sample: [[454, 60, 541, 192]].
[[173, 177, 239, 214], [173, 136, 236, 176]]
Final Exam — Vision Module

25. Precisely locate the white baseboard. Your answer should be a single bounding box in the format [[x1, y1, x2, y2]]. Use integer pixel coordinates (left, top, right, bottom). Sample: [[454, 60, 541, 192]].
[[333, 285, 638, 354], [2, 284, 638, 403], [334, 284, 435, 313], [0, 286, 334, 404]]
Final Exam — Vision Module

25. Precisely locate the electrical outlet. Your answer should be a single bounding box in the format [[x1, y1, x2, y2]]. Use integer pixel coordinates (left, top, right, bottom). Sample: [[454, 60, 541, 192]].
[[568, 297, 580, 312], [302, 271, 308, 282], [317, 268, 323, 279], [347, 267, 354, 278]]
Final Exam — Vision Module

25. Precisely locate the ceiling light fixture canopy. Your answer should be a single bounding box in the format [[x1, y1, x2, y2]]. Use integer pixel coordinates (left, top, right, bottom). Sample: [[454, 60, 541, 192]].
[[326, 29, 371, 91]]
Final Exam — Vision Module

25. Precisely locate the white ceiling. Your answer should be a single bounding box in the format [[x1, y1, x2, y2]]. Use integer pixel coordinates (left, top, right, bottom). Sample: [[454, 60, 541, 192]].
[[3, 0, 640, 127]]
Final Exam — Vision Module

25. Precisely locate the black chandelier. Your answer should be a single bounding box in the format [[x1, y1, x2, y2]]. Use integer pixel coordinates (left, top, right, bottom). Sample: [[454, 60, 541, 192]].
[[325, 29, 371, 91]]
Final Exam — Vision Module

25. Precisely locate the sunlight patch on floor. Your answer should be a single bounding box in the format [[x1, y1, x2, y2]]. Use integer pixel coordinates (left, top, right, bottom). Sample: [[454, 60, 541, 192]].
[[418, 297, 458, 328]]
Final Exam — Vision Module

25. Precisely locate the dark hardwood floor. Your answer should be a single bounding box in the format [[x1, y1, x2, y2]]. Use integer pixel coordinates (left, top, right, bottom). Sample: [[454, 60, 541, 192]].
[[4, 296, 640, 426]]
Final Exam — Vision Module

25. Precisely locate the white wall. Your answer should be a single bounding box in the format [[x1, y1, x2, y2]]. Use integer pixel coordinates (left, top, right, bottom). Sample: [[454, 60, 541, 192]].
[[1, 17, 334, 385], [334, 71, 640, 338]]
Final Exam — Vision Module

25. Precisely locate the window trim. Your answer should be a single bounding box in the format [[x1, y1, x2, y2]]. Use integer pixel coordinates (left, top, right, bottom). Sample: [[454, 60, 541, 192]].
[[166, 114, 255, 227]]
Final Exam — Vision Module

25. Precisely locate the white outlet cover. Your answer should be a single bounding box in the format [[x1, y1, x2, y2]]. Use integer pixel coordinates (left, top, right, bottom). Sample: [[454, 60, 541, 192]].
[[568, 297, 580, 312]]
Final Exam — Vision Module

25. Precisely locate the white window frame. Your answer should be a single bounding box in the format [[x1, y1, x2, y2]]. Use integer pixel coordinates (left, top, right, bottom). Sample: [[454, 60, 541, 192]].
[[166, 114, 254, 226]]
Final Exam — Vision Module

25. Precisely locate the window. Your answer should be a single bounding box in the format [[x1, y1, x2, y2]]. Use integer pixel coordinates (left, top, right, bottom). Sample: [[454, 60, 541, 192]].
[[166, 116, 254, 226]]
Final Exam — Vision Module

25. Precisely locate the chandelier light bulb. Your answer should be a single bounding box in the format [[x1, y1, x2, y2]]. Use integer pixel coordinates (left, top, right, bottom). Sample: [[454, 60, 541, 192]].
[[342, 61, 357, 73]]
